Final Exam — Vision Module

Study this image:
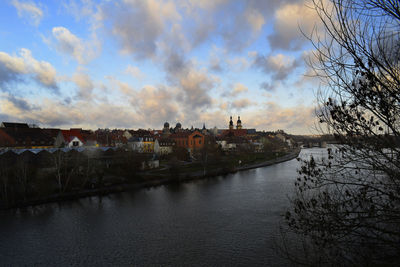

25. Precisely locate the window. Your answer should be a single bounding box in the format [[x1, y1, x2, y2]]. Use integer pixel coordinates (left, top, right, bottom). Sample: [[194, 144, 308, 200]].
[[72, 141, 79, 146], [199, 140, 201, 144]]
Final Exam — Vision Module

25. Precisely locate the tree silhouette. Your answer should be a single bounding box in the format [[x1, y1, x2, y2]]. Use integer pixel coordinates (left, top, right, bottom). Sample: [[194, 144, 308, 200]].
[[284, 0, 400, 265]]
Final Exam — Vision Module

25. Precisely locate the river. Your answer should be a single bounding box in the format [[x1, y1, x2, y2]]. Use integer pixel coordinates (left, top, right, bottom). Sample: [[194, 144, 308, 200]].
[[0, 148, 322, 266]]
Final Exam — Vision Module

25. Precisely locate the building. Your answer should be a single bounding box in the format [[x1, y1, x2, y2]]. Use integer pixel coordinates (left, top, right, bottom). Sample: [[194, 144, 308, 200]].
[[174, 122, 182, 132], [154, 138, 175, 155], [162, 122, 171, 135], [0, 127, 54, 148], [128, 130, 155, 153], [221, 116, 247, 137], [59, 129, 85, 147], [216, 135, 248, 152], [0, 122, 30, 129], [170, 130, 205, 152]]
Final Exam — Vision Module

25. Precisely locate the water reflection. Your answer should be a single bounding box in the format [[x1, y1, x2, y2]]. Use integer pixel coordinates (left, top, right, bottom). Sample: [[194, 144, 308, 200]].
[[0, 148, 325, 266]]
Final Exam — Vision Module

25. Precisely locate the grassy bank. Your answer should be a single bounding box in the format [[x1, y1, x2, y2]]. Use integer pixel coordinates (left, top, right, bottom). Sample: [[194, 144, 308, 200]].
[[0, 148, 300, 210]]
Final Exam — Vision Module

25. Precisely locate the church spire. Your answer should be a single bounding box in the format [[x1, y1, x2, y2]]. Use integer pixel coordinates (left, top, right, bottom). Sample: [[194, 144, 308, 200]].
[[236, 116, 242, 129], [229, 116, 234, 130]]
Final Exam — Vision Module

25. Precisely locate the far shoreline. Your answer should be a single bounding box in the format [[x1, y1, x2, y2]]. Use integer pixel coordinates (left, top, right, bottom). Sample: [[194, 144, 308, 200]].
[[2, 148, 301, 210]]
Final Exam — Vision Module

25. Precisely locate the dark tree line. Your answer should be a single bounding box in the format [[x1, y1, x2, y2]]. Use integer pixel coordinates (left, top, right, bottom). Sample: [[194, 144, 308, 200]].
[[283, 0, 400, 265], [0, 149, 148, 208]]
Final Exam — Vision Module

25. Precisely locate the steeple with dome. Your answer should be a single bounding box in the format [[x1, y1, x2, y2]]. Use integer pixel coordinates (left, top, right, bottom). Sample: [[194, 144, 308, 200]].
[[174, 122, 182, 132], [229, 116, 234, 130], [236, 116, 242, 129], [202, 123, 208, 134], [163, 122, 170, 133]]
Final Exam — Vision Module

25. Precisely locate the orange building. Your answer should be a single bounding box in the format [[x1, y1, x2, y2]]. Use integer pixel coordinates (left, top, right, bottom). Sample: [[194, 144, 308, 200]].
[[170, 130, 205, 151]]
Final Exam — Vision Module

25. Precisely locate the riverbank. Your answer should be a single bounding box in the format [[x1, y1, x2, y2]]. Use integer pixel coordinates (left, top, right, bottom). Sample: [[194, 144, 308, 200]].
[[3, 148, 301, 210]]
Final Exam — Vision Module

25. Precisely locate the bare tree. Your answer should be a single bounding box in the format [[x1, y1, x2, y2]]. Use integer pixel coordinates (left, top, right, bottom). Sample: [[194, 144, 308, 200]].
[[52, 150, 78, 193], [284, 0, 400, 265], [14, 156, 29, 201], [0, 157, 9, 206]]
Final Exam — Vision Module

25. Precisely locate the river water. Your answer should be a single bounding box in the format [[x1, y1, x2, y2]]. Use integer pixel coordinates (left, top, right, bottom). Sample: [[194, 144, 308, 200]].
[[0, 148, 321, 266]]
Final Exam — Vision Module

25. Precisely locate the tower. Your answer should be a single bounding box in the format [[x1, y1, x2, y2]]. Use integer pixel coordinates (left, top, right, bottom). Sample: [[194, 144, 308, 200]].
[[236, 116, 242, 129], [229, 116, 234, 130], [163, 122, 170, 133], [202, 123, 207, 134], [175, 122, 182, 132], [163, 122, 170, 135]]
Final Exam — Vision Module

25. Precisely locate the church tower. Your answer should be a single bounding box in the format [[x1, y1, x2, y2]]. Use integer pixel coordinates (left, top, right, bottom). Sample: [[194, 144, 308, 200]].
[[236, 116, 242, 129], [229, 116, 234, 130], [202, 123, 207, 134]]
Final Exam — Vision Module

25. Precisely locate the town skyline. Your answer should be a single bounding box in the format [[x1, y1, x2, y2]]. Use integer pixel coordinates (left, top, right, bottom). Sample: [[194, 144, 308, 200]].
[[0, 0, 320, 134]]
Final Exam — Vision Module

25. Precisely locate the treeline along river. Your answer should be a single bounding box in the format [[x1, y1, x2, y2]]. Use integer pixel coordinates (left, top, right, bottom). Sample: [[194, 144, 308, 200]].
[[0, 148, 323, 266]]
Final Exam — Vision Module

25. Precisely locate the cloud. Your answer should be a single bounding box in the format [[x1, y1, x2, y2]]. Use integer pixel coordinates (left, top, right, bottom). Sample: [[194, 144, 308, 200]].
[[208, 46, 250, 73], [62, 0, 96, 21], [6, 94, 35, 111], [244, 7, 265, 32], [198, 109, 229, 128], [159, 48, 216, 115], [231, 98, 252, 110], [260, 81, 274, 92], [134, 85, 180, 127], [0, 85, 316, 134], [115, 79, 135, 96], [212, 0, 291, 52], [51, 26, 99, 64], [219, 101, 228, 110], [226, 56, 250, 72], [0, 93, 36, 119], [20, 49, 58, 89], [245, 102, 317, 134], [294, 49, 322, 88], [11, 0, 44, 26], [255, 53, 301, 81], [101, 0, 180, 59], [0, 51, 27, 85], [105, 77, 183, 128], [185, 0, 229, 10], [267, 0, 320, 51], [124, 65, 144, 79], [178, 67, 215, 109], [72, 70, 94, 99], [52, 27, 84, 62], [0, 49, 57, 90], [219, 8, 264, 52], [0, 95, 140, 129], [100, 0, 291, 60], [231, 83, 248, 96], [209, 56, 223, 73]]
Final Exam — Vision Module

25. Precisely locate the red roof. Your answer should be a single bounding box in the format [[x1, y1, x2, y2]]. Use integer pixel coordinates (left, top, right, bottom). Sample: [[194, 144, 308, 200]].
[[221, 129, 247, 137], [169, 132, 192, 138], [61, 129, 84, 143]]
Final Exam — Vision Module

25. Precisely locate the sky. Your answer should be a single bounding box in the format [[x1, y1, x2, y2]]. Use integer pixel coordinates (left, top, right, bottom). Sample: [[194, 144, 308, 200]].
[[0, 0, 323, 134]]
